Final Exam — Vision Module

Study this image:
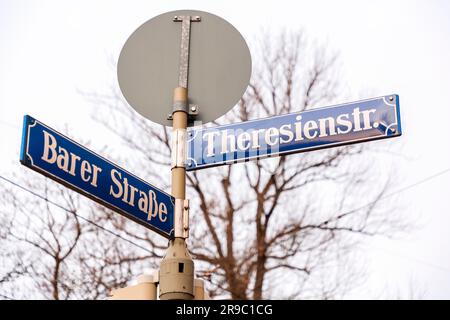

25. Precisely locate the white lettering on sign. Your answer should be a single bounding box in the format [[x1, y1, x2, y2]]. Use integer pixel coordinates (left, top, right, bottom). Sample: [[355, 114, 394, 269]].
[[202, 107, 378, 157], [41, 130, 102, 187], [40, 130, 168, 225], [109, 169, 168, 223]]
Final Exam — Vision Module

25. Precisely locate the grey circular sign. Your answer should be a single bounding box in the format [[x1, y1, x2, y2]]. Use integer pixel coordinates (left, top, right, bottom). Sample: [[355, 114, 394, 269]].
[[118, 10, 252, 126]]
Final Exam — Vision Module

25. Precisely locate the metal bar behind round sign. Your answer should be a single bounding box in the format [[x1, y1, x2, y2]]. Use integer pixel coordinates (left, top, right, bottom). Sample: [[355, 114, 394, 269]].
[[173, 15, 201, 89]]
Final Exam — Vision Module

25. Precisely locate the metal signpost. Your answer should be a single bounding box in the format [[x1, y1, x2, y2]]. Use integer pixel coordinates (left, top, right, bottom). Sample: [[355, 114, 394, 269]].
[[20, 115, 174, 238], [117, 10, 252, 300], [19, 8, 403, 301], [187, 95, 402, 170]]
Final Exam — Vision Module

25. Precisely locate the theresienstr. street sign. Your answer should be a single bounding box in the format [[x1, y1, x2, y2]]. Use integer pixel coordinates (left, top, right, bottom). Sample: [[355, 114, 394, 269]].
[[187, 95, 402, 171], [20, 115, 175, 238]]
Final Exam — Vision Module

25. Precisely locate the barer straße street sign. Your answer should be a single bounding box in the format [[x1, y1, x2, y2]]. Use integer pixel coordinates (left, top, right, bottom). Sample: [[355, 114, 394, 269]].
[[20, 115, 175, 238], [186, 94, 402, 171]]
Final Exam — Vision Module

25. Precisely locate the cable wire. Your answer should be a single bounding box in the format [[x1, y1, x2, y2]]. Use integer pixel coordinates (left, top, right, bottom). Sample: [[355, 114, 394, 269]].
[[0, 293, 16, 300], [370, 244, 450, 273], [0, 120, 20, 130], [0, 175, 153, 254], [336, 167, 450, 218], [1, 166, 450, 286]]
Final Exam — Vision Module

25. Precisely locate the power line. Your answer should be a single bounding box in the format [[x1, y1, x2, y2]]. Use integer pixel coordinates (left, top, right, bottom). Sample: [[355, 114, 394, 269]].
[[0, 175, 253, 298], [370, 244, 450, 273], [336, 167, 450, 219], [1, 166, 450, 289], [0, 175, 153, 254], [333, 167, 450, 273], [0, 120, 20, 130], [0, 293, 16, 300]]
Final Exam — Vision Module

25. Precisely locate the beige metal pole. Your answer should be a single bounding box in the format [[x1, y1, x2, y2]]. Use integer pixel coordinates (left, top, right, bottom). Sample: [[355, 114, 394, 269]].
[[171, 87, 188, 199], [159, 14, 200, 301], [158, 87, 194, 300]]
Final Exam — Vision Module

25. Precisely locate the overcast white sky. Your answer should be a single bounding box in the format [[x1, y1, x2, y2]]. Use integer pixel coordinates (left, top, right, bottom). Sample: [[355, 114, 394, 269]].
[[1, 0, 450, 299]]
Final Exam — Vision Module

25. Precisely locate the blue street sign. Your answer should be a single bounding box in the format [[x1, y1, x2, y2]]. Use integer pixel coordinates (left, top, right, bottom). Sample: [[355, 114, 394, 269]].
[[187, 94, 402, 171], [20, 115, 175, 238]]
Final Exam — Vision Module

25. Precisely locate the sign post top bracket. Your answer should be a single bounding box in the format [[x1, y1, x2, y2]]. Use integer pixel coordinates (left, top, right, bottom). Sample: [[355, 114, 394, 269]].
[[173, 15, 201, 22], [173, 15, 201, 90]]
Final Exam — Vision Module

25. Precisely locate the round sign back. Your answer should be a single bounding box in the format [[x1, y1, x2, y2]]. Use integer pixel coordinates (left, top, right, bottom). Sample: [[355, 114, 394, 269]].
[[118, 10, 252, 126]]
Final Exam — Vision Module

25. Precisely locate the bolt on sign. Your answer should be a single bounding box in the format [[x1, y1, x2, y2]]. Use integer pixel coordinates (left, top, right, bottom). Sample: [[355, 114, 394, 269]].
[[20, 115, 175, 238]]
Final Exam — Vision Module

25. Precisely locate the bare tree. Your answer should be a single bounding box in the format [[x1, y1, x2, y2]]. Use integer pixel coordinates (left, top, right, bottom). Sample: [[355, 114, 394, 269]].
[[0, 176, 83, 299], [0, 168, 159, 299], [0, 30, 407, 299], [88, 30, 407, 299]]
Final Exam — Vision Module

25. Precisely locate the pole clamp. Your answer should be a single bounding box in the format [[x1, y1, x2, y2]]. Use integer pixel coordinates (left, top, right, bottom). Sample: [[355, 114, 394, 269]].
[[171, 129, 186, 169], [174, 199, 189, 238], [167, 104, 200, 120]]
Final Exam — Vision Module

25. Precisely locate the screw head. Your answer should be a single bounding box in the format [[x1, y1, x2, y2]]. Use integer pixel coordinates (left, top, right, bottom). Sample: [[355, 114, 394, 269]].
[[389, 96, 394, 101], [190, 105, 197, 112]]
